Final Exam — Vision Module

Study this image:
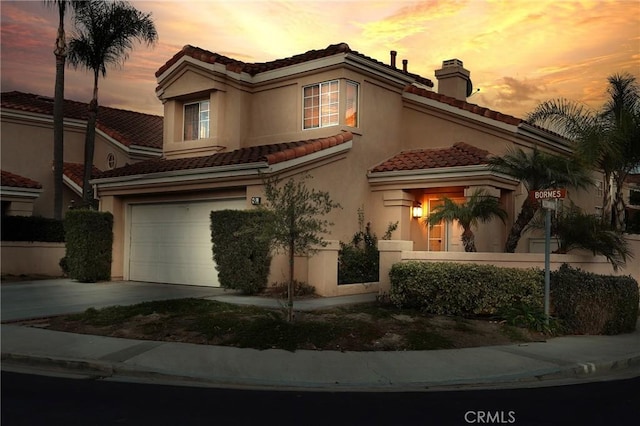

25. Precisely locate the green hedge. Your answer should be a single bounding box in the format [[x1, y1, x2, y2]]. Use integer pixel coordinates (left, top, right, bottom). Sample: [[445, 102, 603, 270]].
[[389, 262, 544, 316], [1, 215, 65, 242], [551, 264, 639, 334], [211, 210, 272, 294], [64, 210, 113, 282]]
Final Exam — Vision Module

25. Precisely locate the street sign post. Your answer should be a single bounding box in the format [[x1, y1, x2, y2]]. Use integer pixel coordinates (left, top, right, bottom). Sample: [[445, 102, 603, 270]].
[[529, 189, 566, 324]]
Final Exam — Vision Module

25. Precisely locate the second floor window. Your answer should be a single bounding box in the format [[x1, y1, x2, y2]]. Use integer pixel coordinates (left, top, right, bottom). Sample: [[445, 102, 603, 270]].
[[184, 100, 210, 140], [303, 80, 339, 129], [303, 80, 359, 129]]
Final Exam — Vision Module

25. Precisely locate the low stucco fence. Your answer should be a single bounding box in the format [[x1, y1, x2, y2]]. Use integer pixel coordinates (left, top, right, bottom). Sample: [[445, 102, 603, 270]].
[[1, 241, 65, 277], [378, 237, 640, 294]]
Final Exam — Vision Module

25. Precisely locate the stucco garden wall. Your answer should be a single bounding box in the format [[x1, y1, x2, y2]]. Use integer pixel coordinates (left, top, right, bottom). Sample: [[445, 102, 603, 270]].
[[1, 241, 65, 277], [378, 237, 640, 294]]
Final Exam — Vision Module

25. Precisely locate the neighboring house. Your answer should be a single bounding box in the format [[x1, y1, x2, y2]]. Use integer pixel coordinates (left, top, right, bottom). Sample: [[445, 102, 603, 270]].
[[0, 91, 163, 218], [92, 42, 602, 287]]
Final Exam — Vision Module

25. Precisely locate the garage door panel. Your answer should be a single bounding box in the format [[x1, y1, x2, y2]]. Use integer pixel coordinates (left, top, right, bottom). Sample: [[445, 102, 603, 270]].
[[129, 199, 245, 286]]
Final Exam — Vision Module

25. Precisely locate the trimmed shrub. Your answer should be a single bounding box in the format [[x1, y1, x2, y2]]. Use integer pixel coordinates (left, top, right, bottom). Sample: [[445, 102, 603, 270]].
[[64, 210, 113, 282], [1, 215, 65, 242], [211, 210, 273, 294], [338, 221, 379, 284], [338, 211, 397, 285], [389, 262, 544, 316], [551, 264, 639, 335]]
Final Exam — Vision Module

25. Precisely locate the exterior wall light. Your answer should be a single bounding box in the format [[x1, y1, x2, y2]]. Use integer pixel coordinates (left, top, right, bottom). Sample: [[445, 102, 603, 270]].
[[412, 203, 423, 219]]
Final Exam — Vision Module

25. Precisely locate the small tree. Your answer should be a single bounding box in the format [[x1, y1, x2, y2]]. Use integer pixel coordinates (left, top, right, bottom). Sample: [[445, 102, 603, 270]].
[[261, 174, 340, 321], [424, 189, 507, 252]]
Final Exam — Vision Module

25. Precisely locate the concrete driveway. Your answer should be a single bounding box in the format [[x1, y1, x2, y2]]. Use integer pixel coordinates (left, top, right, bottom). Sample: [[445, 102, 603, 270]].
[[1, 279, 230, 322]]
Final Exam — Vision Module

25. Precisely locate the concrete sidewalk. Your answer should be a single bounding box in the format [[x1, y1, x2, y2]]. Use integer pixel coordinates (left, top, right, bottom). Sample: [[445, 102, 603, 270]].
[[1, 280, 639, 391]]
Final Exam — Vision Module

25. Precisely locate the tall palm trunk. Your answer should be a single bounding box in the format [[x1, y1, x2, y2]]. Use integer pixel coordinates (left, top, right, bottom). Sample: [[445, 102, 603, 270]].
[[613, 173, 627, 231], [505, 198, 538, 253], [82, 73, 99, 205], [461, 228, 477, 252], [52, 4, 66, 219], [601, 171, 613, 226]]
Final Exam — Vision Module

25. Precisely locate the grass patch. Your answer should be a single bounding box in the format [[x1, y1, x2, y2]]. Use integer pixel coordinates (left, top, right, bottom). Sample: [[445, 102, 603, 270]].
[[43, 298, 542, 352], [405, 328, 454, 350]]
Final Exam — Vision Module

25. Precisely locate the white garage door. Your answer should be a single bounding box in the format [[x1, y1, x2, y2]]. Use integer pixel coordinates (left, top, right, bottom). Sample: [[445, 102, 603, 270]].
[[129, 199, 245, 286]]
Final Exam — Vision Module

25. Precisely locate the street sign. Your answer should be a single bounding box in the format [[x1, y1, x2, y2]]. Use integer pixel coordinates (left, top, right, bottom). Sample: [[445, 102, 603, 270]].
[[530, 189, 566, 200]]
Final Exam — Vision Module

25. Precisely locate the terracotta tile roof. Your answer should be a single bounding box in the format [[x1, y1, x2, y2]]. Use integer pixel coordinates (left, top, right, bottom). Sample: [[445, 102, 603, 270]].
[[63, 162, 102, 188], [1, 170, 42, 189], [403, 85, 523, 126], [96, 131, 353, 180], [1, 91, 163, 150], [370, 142, 489, 173], [156, 43, 434, 87]]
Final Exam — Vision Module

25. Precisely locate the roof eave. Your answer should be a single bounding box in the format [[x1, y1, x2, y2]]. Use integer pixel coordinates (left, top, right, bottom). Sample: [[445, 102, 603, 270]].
[[0, 186, 43, 199], [402, 92, 520, 132], [517, 123, 573, 154], [367, 164, 520, 188], [92, 139, 353, 190]]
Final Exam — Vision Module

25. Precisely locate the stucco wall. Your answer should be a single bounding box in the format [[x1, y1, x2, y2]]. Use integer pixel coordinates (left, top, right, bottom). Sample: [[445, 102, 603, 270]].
[[1, 114, 131, 218], [1, 241, 65, 276]]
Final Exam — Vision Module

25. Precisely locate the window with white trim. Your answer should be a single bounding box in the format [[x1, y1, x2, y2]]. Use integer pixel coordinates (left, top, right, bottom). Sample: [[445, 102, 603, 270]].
[[303, 80, 339, 129], [302, 80, 360, 129], [184, 100, 210, 140]]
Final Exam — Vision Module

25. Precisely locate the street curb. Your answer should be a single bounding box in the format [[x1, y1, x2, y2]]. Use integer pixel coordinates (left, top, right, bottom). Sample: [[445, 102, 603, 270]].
[[532, 354, 640, 381], [3, 351, 639, 392]]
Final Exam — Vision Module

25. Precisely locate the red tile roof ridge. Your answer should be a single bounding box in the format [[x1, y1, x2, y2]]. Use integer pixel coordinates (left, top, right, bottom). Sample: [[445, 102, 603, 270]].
[[264, 131, 353, 165], [156, 43, 434, 87], [370, 142, 490, 173], [95, 132, 353, 180], [63, 162, 102, 188], [403, 85, 523, 126], [1, 170, 42, 189]]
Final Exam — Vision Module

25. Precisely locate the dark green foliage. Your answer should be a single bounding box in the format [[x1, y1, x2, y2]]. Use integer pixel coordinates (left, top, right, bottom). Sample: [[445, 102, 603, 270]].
[[1, 215, 65, 242], [63, 209, 113, 282], [498, 302, 561, 334], [551, 264, 639, 335], [529, 203, 631, 270], [389, 262, 544, 316], [210, 210, 272, 295], [269, 280, 316, 298], [339, 221, 379, 284], [338, 209, 397, 284]]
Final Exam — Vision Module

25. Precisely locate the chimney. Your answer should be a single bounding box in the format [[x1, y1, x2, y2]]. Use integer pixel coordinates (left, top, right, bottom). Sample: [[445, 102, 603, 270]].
[[390, 50, 397, 68], [434, 59, 471, 101], [402, 59, 408, 73]]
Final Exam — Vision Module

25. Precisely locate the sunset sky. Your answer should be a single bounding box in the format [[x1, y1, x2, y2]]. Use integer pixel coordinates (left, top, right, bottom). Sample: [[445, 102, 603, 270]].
[[1, 0, 639, 119]]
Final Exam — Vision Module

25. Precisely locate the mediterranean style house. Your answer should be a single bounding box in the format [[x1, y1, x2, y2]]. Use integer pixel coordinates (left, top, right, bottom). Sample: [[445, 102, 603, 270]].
[[91, 42, 605, 288], [0, 91, 163, 217]]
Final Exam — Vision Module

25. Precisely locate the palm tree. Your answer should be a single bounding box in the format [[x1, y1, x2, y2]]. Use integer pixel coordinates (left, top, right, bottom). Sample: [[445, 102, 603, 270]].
[[529, 203, 631, 270], [487, 147, 593, 253], [527, 73, 640, 230], [424, 189, 508, 252], [67, 0, 158, 205], [44, 0, 85, 219]]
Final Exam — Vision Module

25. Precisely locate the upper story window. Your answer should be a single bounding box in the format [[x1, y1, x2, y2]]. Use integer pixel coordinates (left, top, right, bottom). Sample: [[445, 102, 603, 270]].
[[303, 80, 339, 129], [184, 100, 210, 141], [302, 80, 359, 130]]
